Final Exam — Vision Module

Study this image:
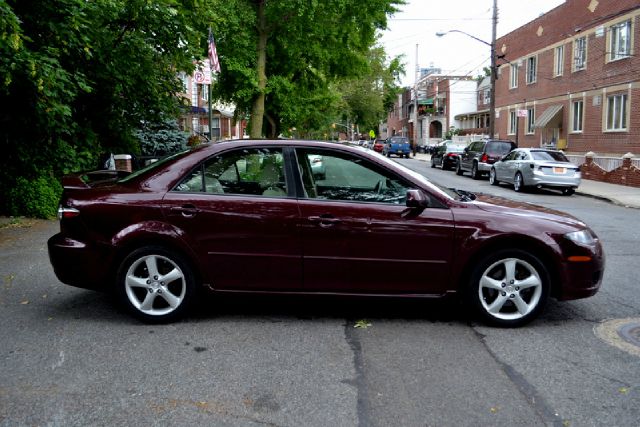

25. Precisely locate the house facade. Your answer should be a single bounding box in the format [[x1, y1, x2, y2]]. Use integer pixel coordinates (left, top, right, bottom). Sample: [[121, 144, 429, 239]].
[[178, 64, 246, 141], [494, 0, 639, 155]]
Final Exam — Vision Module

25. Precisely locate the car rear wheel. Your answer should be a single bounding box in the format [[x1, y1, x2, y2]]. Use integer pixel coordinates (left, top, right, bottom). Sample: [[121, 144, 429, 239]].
[[467, 249, 549, 327], [562, 188, 575, 196], [513, 172, 525, 192], [471, 162, 480, 180], [489, 168, 499, 185], [431, 159, 436, 168], [116, 246, 196, 323]]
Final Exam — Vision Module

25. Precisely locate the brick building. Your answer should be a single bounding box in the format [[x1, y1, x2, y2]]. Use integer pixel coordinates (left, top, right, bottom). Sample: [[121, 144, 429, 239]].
[[494, 0, 639, 155], [177, 62, 246, 141]]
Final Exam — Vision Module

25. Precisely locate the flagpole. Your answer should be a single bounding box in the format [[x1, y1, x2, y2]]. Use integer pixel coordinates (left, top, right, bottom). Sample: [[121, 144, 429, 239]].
[[208, 79, 213, 142]]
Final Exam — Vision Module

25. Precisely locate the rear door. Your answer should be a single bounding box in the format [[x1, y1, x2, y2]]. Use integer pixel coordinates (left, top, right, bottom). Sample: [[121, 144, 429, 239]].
[[163, 146, 302, 291]]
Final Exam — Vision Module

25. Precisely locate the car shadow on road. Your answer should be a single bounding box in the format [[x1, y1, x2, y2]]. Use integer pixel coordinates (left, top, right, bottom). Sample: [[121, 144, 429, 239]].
[[45, 288, 593, 327]]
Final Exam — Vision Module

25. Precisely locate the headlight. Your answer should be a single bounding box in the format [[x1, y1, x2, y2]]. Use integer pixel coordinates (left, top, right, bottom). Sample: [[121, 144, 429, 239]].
[[565, 229, 596, 245]]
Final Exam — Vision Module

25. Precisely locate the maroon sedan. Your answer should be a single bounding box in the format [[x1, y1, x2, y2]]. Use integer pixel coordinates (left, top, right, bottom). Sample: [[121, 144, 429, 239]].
[[48, 140, 604, 327]]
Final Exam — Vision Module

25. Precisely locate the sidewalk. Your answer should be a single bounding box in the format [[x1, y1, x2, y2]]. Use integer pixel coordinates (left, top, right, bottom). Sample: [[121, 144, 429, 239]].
[[411, 152, 640, 209]]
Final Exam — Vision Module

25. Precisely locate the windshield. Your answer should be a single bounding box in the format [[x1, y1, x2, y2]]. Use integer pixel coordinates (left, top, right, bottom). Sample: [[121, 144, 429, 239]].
[[531, 150, 569, 162], [374, 154, 460, 200], [486, 141, 514, 155]]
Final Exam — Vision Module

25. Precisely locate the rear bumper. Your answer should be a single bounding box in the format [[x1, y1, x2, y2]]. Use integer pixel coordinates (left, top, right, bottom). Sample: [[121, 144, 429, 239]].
[[48, 233, 112, 291]]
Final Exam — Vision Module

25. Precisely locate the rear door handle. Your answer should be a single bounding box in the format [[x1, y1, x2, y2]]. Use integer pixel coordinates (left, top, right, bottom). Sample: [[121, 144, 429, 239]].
[[308, 215, 340, 228], [171, 204, 198, 218]]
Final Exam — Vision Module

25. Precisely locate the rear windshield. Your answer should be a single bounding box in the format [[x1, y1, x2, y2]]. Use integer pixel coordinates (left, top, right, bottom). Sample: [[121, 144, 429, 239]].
[[389, 138, 408, 143], [486, 141, 514, 155], [531, 150, 568, 162], [447, 145, 466, 153]]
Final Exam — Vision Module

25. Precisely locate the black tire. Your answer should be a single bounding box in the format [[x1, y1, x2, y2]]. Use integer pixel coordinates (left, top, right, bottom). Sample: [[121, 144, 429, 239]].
[[466, 249, 550, 327], [471, 162, 480, 180], [386, 152, 391, 158], [489, 168, 499, 186], [455, 161, 464, 176], [513, 172, 525, 192], [562, 188, 575, 196], [431, 159, 436, 168], [116, 246, 197, 323]]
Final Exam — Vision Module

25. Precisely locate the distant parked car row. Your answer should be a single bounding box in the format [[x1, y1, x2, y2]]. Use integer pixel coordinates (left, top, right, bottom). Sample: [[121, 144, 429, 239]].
[[429, 139, 581, 195]]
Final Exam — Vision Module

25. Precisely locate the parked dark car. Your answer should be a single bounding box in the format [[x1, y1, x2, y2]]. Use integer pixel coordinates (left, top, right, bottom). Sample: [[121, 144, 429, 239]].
[[48, 140, 604, 327], [490, 148, 581, 195], [457, 139, 517, 179], [382, 136, 411, 158], [430, 144, 467, 170]]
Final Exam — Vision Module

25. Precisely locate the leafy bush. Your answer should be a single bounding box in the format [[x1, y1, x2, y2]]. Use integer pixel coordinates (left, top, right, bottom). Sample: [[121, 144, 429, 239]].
[[8, 174, 62, 219], [135, 119, 189, 156]]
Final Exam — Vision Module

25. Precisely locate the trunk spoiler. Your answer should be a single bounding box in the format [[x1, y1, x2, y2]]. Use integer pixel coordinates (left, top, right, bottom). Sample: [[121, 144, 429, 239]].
[[62, 170, 130, 190]]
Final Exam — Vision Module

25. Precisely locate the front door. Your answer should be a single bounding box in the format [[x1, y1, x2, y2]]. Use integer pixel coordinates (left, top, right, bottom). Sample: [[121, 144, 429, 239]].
[[294, 148, 455, 295]]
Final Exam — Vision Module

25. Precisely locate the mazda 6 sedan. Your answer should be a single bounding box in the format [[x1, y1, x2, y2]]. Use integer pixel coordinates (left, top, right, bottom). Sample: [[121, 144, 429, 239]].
[[489, 148, 581, 195], [48, 140, 604, 327]]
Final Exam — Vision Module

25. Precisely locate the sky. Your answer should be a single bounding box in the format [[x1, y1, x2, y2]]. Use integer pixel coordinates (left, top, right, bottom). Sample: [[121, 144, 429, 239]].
[[380, 0, 566, 86]]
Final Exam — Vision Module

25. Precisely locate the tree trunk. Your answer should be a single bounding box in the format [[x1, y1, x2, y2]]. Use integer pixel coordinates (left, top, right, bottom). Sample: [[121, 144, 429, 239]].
[[250, 1, 267, 139]]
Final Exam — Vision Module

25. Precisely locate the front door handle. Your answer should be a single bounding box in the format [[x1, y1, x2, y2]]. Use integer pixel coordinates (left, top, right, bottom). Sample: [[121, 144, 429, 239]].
[[171, 204, 198, 218], [308, 215, 340, 228]]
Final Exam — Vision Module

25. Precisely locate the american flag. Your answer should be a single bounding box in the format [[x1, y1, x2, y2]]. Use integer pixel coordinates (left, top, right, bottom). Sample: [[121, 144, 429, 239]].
[[208, 29, 221, 74]]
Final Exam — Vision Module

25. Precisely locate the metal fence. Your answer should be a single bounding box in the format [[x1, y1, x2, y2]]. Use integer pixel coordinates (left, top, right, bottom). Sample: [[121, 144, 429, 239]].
[[565, 155, 640, 171]]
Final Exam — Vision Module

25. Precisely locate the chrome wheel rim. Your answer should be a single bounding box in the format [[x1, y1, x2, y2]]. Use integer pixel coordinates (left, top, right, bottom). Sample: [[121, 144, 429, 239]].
[[478, 257, 542, 321], [125, 254, 186, 316], [489, 169, 496, 184], [514, 174, 522, 191]]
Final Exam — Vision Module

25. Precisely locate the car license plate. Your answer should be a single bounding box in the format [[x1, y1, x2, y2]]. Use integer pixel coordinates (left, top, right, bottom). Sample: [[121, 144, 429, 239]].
[[553, 167, 566, 174]]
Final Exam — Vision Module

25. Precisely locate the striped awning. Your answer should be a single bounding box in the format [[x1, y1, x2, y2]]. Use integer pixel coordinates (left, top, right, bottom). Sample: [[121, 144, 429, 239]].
[[533, 105, 563, 128]]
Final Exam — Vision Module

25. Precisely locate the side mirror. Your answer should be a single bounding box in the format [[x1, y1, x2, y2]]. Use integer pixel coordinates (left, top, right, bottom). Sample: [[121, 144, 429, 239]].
[[406, 189, 429, 209], [464, 147, 469, 152]]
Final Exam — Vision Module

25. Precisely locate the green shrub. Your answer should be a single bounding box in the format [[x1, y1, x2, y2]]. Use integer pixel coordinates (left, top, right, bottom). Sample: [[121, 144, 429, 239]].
[[8, 174, 62, 219]]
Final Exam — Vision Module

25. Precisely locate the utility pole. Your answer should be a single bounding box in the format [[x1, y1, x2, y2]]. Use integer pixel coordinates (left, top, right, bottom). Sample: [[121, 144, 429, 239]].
[[489, 0, 497, 139], [413, 43, 419, 156]]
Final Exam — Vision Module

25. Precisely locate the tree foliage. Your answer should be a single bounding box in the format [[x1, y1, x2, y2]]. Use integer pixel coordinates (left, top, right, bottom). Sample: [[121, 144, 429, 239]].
[[0, 0, 207, 214], [208, 0, 405, 138]]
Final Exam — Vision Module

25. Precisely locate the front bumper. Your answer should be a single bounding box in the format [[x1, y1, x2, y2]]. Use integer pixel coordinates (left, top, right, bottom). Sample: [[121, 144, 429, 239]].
[[554, 236, 605, 301]]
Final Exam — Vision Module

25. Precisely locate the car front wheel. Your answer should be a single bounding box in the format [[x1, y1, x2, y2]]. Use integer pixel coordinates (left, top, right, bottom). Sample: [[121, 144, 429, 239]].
[[116, 246, 196, 323], [467, 249, 549, 327], [455, 161, 464, 176]]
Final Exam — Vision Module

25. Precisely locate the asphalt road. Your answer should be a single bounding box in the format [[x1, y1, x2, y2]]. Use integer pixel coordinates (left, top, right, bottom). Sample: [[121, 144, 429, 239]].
[[1, 160, 639, 426]]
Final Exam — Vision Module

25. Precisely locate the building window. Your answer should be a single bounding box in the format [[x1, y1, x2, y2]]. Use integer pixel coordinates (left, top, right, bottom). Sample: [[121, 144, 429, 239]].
[[606, 94, 628, 131], [509, 64, 518, 89], [526, 56, 537, 84], [483, 88, 491, 104], [609, 20, 631, 61], [571, 100, 583, 133], [508, 110, 517, 135], [573, 37, 587, 71], [191, 81, 198, 107], [554, 45, 564, 77], [201, 84, 209, 101], [526, 108, 535, 134]]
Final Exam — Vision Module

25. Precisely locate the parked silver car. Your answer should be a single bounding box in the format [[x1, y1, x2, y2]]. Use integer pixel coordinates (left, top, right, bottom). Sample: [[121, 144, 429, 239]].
[[489, 148, 581, 195]]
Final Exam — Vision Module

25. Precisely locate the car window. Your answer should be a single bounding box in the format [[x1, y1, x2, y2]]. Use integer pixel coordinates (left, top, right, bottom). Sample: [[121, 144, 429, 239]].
[[503, 151, 516, 161], [531, 150, 569, 162], [486, 141, 515, 155], [173, 147, 287, 197], [295, 148, 409, 204]]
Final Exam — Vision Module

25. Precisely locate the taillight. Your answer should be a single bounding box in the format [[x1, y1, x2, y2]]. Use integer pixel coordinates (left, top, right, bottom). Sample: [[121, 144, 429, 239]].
[[481, 154, 488, 162], [57, 206, 80, 220]]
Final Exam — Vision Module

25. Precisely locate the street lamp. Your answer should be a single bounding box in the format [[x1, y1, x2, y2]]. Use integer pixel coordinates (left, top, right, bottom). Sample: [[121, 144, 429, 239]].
[[436, 0, 497, 139]]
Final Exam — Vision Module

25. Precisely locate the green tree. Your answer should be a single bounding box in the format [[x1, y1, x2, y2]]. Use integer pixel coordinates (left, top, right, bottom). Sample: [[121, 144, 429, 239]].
[[208, 0, 404, 138], [0, 0, 207, 215]]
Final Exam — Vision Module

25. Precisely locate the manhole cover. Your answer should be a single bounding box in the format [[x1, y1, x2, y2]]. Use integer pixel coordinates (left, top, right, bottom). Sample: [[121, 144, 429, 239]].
[[595, 318, 640, 357], [618, 322, 640, 347]]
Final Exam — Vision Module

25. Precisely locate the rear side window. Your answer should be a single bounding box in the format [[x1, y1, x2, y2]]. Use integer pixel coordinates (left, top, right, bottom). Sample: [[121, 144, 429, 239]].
[[487, 142, 515, 155], [531, 151, 568, 162]]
